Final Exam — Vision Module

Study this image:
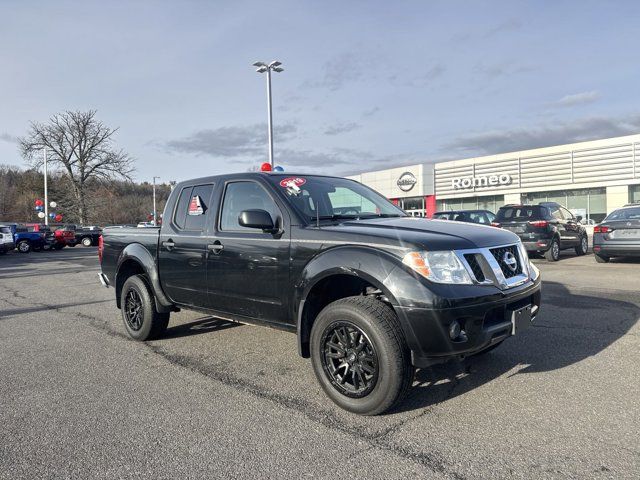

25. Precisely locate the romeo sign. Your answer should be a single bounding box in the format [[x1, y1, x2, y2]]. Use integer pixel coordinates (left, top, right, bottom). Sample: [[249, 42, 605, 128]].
[[452, 174, 512, 190], [397, 172, 418, 192]]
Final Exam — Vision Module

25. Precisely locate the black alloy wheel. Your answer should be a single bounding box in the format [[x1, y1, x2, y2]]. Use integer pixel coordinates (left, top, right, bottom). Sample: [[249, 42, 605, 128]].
[[124, 289, 144, 331], [320, 321, 379, 398]]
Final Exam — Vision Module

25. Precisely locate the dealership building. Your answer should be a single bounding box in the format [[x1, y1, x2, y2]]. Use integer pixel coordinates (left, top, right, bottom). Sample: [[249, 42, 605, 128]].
[[348, 134, 640, 222]]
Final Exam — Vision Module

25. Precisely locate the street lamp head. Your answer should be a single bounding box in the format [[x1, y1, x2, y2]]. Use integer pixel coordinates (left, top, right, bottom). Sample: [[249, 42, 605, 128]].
[[253, 61, 266, 67], [256, 66, 268, 73], [269, 61, 282, 68], [272, 67, 284, 73]]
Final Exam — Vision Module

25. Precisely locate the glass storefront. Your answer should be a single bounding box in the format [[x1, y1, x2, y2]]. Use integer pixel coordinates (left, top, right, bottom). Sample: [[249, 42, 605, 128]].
[[436, 195, 505, 214], [399, 196, 425, 216], [523, 188, 607, 223], [630, 184, 640, 203]]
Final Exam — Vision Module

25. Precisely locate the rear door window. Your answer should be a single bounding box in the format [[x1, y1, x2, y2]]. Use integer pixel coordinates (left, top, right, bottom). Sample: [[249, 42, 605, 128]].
[[184, 184, 215, 231], [173, 186, 193, 229]]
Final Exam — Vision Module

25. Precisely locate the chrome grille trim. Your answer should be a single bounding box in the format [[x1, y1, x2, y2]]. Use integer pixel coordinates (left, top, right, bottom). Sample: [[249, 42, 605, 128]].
[[455, 242, 530, 290]]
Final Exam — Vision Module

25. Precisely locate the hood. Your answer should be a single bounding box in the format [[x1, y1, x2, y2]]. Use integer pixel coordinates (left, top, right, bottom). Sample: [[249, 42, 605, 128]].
[[318, 217, 520, 250]]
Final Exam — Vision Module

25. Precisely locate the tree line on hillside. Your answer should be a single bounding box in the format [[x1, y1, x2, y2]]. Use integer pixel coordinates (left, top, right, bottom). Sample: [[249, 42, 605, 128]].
[[0, 164, 171, 225]]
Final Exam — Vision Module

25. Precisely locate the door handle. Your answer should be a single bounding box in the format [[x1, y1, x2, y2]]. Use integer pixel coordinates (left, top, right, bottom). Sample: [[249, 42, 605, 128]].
[[162, 240, 175, 251], [208, 241, 224, 254]]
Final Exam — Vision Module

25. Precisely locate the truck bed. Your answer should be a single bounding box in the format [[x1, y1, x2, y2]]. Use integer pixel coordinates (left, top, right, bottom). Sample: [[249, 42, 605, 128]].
[[101, 226, 160, 282]]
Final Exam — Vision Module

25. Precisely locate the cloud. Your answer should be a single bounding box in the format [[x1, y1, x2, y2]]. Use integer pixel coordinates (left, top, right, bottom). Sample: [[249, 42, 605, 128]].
[[324, 122, 361, 136], [390, 64, 446, 87], [444, 115, 640, 156], [165, 123, 297, 157], [484, 19, 523, 38], [473, 60, 534, 78], [0, 133, 18, 144], [305, 52, 368, 91], [553, 91, 600, 107], [362, 106, 380, 117]]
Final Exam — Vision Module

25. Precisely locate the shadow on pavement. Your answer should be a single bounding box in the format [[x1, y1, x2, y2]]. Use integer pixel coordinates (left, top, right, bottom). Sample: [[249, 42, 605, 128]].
[[161, 317, 240, 340], [394, 280, 639, 413]]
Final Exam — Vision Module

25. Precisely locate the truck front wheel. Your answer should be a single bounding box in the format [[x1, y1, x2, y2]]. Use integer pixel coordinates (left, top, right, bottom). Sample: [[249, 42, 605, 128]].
[[310, 296, 414, 415], [120, 275, 170, 341]]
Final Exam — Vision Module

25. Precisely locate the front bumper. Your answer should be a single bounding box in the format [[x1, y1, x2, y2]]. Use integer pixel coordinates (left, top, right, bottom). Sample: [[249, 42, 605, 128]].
[[396, 276, 542, 368], [0, 242, 15, 252]]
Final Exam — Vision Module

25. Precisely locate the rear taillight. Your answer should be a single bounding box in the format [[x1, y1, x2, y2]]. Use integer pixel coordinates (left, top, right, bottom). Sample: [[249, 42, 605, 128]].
[[594, 226, 612, 233], [490, 222, 501, 227], [528, 220, 549, 228], [98, 235, 104, 263]]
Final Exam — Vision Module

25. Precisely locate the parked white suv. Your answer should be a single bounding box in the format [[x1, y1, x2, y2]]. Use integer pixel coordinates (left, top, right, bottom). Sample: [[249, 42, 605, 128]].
[[0, 225, 15, 254]]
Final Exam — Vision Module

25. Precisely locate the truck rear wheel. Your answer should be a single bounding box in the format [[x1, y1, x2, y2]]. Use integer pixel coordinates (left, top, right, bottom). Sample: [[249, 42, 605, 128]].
[[82, 237, 93, 247], [120, 275, 169, 341], [310, 296, 414, 415]]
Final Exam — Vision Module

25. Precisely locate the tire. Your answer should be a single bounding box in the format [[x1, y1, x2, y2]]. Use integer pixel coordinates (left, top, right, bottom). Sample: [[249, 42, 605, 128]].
[[544, 238, 560, 262], [120, 274, 170, 341], [575, 235, 588, 256], [595, 254, 610, 263], [82, 237, 93, 247], [310, 296, 414, 415], [17, 240, 31, 253]]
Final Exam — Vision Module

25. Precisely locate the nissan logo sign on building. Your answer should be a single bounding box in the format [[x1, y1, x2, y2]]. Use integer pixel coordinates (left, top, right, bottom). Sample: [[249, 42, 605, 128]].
[[397, 172, 417, 192]]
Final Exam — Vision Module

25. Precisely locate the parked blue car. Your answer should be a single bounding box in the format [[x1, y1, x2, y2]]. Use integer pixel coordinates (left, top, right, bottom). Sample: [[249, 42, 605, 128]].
[[11, 224, 52, 253]]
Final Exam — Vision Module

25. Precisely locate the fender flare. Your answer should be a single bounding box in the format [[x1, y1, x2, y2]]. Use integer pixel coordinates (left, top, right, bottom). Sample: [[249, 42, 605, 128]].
[[115, 243, 174, 312], [294, 246, 435, 356]]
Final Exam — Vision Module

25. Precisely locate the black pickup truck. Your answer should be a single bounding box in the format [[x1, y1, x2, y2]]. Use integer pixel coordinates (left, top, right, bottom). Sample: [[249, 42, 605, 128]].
[[98, 172, 541, 415]]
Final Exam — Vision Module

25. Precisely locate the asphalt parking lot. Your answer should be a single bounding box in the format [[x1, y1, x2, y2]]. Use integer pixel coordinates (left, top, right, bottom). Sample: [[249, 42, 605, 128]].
[[1, 248, 638, 479]]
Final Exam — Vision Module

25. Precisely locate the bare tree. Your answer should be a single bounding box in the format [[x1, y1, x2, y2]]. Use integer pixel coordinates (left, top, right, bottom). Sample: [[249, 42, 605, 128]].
[[19, 110, 134, 223]]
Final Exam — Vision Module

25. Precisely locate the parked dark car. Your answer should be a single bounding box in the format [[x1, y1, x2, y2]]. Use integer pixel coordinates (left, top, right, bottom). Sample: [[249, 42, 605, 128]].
[[593, 203, 640, 263], [98, 172, 541, 415], [76, 225, 102, 246], [0, 225, 15, 254], [433, 209, 496, 225], [492, 202, 588, 261]]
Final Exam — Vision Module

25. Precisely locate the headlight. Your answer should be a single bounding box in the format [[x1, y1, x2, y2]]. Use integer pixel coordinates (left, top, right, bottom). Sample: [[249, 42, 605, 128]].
[[402, 251, 472, 284]]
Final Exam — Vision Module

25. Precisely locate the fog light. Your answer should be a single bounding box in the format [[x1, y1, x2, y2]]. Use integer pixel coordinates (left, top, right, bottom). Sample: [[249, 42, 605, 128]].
[[449, 320, 461, 340]]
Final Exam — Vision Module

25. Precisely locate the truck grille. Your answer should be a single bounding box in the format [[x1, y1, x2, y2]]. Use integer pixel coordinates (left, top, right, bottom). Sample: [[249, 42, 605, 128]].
[[489, 245, 523, 279], [457, 243, 529, 289], [463, 254, 486, 282]]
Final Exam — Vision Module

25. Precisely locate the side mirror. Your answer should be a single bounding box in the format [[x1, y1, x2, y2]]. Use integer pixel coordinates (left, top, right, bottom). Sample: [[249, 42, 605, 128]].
[[238, 209, 276, 232], [576, 215, 583, 223]]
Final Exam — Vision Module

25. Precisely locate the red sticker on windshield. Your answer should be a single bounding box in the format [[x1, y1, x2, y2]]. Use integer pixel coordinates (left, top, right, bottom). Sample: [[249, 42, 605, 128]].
[[279, 177, 306, 188]]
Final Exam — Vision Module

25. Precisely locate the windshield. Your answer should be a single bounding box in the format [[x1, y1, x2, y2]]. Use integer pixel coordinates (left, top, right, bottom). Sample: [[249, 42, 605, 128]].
[[267, 175, 406, 222], [605, 206, 640, 221]]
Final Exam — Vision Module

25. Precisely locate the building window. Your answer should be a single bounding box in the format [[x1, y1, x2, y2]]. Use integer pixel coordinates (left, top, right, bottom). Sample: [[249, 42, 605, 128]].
[[522, 188, 606, 223], [630, 184, 640, 203], [400, 197, 425, 215], [436, 195, 505, 213]]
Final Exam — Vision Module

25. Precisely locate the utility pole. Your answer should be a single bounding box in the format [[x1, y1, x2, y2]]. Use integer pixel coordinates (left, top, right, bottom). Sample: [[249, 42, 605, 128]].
[[153, 176, 160, 226], [253, 61, 284, 167]]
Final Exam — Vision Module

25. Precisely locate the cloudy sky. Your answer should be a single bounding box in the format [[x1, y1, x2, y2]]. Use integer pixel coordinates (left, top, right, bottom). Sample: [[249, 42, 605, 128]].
[[1, 0, 639, 183]]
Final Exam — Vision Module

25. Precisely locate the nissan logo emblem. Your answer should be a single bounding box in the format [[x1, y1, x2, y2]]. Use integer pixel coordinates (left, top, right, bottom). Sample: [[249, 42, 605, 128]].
[[397, 172, 417, 192], [503, 251, 518, 272]]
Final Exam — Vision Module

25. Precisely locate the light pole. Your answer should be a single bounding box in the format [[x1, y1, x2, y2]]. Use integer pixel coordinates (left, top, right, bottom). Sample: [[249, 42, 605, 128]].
[[43, 148, 49, 226], [253, 60, 284, 167], [152, 176, 160, 226]]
